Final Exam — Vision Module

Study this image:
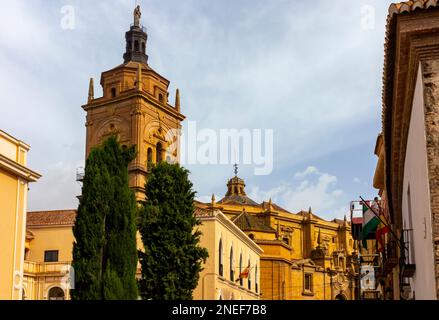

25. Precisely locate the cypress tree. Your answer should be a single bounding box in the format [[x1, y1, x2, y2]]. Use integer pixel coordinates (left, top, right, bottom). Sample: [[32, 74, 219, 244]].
[[138, 162, 208, 300], [71, 136, 138, 300]]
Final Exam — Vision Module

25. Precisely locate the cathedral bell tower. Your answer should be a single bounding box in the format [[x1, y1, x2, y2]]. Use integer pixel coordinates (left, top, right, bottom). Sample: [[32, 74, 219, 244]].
[[82, 5, 185, 201]]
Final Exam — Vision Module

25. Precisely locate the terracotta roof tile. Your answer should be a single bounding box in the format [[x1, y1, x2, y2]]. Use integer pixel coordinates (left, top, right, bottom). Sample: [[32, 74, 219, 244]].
[[27, 210, 76, 226], [232, 212, 276, 233]]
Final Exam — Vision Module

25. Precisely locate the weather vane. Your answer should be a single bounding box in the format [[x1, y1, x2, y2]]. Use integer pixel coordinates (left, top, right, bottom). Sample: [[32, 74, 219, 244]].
[[234, 163, 238, 176]]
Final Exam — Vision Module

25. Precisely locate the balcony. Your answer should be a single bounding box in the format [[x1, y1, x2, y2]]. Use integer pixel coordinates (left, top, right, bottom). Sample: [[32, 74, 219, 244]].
[[76, 167, 84, 182], [382, 241, 398, 273], [23, 261, 71, 276]]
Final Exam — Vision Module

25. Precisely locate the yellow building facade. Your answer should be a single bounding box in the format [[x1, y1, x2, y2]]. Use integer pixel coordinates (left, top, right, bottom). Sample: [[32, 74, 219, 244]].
[[193, 206, 262, 300], [0, 130, 41, 300], [22, 210, 76, 300]]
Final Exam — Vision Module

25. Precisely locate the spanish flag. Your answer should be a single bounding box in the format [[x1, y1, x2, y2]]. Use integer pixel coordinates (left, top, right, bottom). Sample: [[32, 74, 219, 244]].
[[235, 265, 250, 282]]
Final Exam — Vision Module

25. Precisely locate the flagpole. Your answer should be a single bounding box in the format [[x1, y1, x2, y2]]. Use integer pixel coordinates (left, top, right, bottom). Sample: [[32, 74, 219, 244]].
[[359, 196, 403, 251]]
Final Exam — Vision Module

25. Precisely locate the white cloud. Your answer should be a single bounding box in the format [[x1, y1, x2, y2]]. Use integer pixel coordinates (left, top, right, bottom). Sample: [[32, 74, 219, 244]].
[[294, 166, 319, 179], [249, 166, 348, 220]]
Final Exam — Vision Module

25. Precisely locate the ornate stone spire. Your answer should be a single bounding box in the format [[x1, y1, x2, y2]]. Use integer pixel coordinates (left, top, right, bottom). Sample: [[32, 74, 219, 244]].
[[123, 5, 148, 64], [268, 198, 273, 211], [88, 78, 94, 103], [317, 229, 322, 246], [211, 193, 216, 206], [175, 88, 180, 112]]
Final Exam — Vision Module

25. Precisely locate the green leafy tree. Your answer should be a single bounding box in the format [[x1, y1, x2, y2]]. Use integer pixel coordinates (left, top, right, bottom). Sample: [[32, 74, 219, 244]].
[[138, 162, 208, 300], [71, 136, 138, 300]]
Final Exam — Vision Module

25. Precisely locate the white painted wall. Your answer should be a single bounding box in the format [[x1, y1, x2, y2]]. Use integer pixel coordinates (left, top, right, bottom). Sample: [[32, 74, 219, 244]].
[[402, 65, 436, 299]]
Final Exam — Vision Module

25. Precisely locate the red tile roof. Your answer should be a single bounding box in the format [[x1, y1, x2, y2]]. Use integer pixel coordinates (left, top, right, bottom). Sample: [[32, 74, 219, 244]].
[[27, 210, 76, 226]]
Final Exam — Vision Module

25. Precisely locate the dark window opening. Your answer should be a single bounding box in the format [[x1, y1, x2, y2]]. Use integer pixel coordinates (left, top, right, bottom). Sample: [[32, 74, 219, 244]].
[[127, 41, 132, 52], [282, 237, 290, 245], [229, 247, 234, 281], [147, 148, 153, 170], [159, 93, 164, 103], [134, 40, 139, 52], [255, 266, 258, 293], [141, 42, 146, 53], [156, 143, 163, 163], [304, 273, 313, 292], [48, 287, 65, 300], [111, 88, 116, 98], [219, 239, 223, 277], [44, 250, 59, 262]]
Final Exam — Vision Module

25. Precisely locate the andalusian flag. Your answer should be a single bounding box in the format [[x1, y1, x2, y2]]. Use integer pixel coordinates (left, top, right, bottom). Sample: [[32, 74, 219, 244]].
[[361, 201, 380, 249]]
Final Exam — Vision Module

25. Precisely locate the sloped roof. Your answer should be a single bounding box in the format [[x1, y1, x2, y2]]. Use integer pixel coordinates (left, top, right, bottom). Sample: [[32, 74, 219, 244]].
[[260, 201, 291, 213], [217, 194, 260, 206], [27, 210, 76, 226], [232, 211, 276, 233], [388, 0, 439, 16]]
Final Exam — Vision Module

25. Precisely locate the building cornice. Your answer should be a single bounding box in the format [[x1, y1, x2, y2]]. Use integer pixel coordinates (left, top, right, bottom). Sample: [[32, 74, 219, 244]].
[[197, 209, 264, 255], [82, 89, 185, 122], [0, 154, 41, 182], [382, 8, 439, 227]]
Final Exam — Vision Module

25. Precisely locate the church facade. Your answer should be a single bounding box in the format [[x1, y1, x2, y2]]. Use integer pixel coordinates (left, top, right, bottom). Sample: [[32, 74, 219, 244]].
[[1, 6, 358, 300], [195, 175, 357, 300]]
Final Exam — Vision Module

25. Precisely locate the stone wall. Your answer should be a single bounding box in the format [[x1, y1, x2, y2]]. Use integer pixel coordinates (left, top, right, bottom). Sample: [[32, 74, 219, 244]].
[[422, 59, 439, 299]]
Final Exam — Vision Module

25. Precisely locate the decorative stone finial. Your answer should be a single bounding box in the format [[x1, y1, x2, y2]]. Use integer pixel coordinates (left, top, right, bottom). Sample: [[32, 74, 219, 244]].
[[175, 88, 180, 111], [317, 229, 322, 246], [88, 78, 94, 103], [211, 193, 216, 205], [234, 163, 238, 176]]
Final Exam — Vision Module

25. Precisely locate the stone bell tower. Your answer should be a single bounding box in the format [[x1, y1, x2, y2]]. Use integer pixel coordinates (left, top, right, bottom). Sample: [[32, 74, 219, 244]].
[[82, 5, 185, 200]]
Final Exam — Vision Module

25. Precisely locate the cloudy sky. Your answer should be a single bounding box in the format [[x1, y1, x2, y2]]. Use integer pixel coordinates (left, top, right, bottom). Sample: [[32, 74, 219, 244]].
[[0, 0, 394, 220]]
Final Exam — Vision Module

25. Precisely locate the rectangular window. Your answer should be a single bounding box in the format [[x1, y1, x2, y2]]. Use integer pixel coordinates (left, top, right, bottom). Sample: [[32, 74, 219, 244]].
[[44, 250, 59, 262], [304, 273, 313, 292]]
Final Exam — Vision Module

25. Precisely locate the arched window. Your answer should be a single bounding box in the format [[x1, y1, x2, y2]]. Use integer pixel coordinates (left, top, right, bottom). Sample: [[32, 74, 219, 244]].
[[147, 148, 153, 170], [142, 42, 146, 53], [239, 253, 243, 286], [111, 88, 116, 98], [219, 239, 223, 277], [127, 41, 132, 52], [255, 265, 258, 293], [229, 247, 234, 281], [48, 287, 65, 300], [134, 40, 139, 52], [156, 142, 163, 163], [248, 258, 251, 290], [159, 93, 164, 103]]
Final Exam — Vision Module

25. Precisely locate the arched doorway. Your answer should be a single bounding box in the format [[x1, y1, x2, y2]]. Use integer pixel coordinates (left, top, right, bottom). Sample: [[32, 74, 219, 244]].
[[48, 287, 65, 300]]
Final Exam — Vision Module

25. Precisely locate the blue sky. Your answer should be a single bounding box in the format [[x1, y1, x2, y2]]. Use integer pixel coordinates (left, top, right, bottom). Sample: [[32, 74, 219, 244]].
[[0, 0, 394, 220]]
